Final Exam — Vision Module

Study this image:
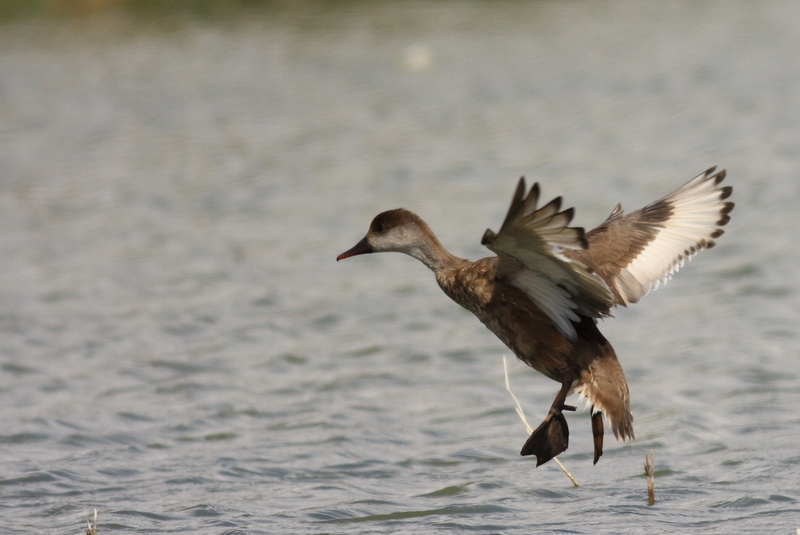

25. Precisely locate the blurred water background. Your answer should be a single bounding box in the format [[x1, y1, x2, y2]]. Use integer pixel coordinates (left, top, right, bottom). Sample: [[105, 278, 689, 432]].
[[1, 1, 799, 533]]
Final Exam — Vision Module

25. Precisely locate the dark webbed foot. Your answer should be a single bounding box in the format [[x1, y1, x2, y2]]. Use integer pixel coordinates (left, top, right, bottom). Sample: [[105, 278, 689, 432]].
[[520, 411, 569, 466], [520, 374, 574, 467], [591, 410, 604, 465]]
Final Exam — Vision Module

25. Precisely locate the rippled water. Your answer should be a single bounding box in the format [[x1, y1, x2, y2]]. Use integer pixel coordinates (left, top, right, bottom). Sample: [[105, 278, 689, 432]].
[[1, 1, 799, 533]]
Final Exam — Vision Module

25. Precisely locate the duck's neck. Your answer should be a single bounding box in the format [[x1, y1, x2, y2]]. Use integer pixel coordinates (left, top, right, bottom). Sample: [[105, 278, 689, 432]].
[[404, 227, 464, 274], [411, 242, 461, 273]]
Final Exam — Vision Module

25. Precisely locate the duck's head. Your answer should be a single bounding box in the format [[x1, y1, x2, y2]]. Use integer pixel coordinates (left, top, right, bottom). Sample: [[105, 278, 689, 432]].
[[337, 208, 443, 267]]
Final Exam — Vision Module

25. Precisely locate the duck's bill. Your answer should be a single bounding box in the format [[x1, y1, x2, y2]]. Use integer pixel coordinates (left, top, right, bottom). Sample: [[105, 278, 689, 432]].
[[336, 236, 372, 261]]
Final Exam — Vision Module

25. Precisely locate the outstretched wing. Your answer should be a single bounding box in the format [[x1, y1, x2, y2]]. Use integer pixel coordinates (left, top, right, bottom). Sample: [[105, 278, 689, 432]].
[[481, 178, 614, 340], [563, 167, 734, 305]]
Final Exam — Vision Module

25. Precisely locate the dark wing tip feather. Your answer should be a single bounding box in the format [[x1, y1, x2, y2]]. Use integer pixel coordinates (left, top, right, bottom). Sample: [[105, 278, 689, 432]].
[[532, 196, 562, 217], [521, 181, 541, 217], [513, 177, 526, 199], [719, 185, 733, 200], [710, 228, 725, 239], [526, 182, 541, 207], [513, 178, 526, 206], [561, 207, 575, 225], [518, 196, 565, 228], [716, 201, 735, 226], [721, 201, 735, 215], [712, 168, 726, 184], [499, 178, 528, 231]]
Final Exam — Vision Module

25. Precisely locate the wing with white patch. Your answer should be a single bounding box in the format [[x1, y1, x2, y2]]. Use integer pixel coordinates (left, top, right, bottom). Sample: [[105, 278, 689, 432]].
[[481, 178, 614, 340], [564, 167, 734, 305]]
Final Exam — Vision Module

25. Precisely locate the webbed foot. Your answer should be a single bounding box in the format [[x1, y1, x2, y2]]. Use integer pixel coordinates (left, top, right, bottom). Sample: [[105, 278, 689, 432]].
[[520, 410, 570, 466]]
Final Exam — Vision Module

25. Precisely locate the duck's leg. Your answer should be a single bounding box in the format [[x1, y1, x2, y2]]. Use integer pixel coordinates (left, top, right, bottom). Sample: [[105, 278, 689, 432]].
[[591, 409, 604, 465], [520, 374, 574, 467]]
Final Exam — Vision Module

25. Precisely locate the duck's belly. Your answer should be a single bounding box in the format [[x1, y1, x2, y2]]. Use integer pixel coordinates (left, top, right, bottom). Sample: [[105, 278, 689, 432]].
[[474, 309, 570, 383]]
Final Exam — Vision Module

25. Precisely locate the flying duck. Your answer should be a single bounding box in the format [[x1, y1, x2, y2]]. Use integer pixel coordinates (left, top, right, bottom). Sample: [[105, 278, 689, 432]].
[[337, 167, 734, 466]]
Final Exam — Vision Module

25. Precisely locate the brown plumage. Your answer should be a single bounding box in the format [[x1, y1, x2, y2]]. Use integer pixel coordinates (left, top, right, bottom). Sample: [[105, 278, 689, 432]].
[[337, 167, 734, 466]]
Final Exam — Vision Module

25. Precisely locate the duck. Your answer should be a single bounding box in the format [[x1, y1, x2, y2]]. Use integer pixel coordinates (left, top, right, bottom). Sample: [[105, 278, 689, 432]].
[[337, 167, 734, 467]]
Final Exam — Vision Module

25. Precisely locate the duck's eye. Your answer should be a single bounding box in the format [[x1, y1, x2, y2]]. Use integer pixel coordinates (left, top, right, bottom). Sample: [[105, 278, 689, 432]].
[[375, 223, 385, 233]]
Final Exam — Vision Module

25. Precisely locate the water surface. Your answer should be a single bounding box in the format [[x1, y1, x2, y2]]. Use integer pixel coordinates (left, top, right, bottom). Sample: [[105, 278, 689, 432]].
[[0, 1, 799, 533]]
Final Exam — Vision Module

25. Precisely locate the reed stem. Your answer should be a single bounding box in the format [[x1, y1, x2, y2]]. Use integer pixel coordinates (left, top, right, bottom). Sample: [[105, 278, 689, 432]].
[[644, 452, 655, 506]]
